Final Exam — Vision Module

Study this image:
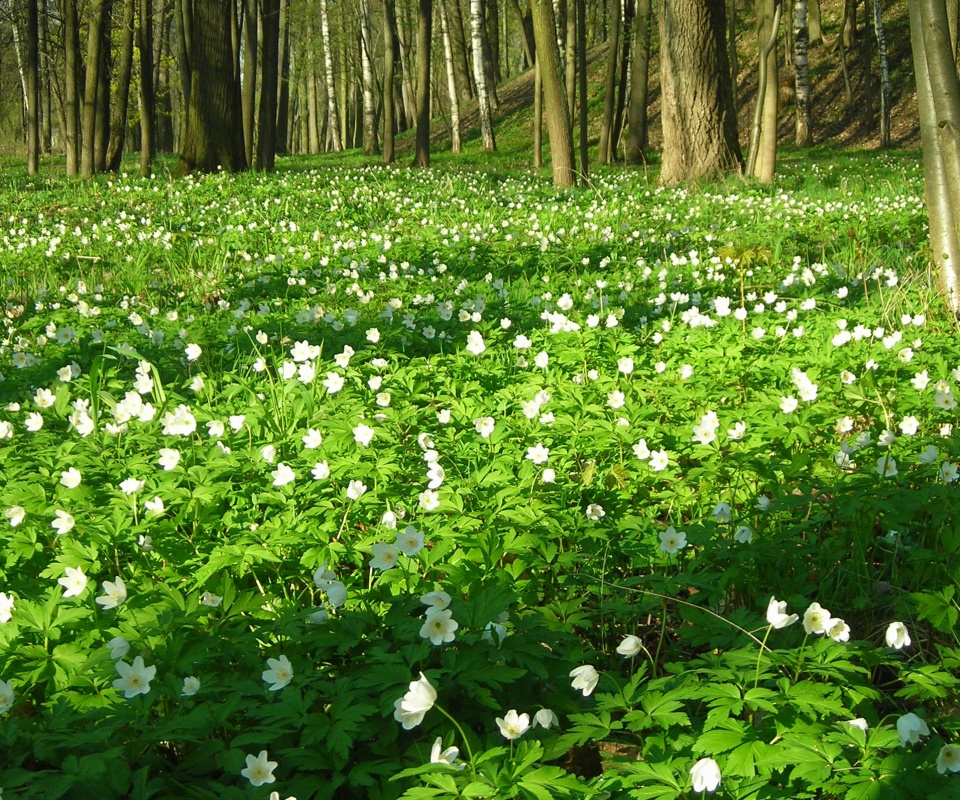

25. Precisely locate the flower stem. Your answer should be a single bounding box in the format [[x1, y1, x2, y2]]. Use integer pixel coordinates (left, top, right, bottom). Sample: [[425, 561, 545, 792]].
[[753, 625, 773, 689], [435, 704, 477, 777]]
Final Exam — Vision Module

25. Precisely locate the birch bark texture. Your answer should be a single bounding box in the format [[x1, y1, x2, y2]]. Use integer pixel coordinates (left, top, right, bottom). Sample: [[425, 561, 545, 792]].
[[659, 0, 743, 186], [440, 0, 463, 153], [472, 0, 497, 150], [319, 0, 342, 151], [794, 0, 812, 147], [872, 0, 891, 147]]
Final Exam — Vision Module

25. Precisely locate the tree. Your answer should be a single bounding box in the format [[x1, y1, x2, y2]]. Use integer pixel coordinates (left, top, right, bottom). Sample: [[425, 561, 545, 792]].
[[439, 0, 463, 152], [412, 0, 432, 167], [256, 0, 281, 169], [177, 0, 247, 173], [908, 0, 960, 311], [747, 0, 782, 181], [598, 0, 621, 163], [472, 0, 497, 151], [106, 0, 136, 171], [659, 0, 743, 186], [139, 0, 156, 175], [358, 0, 378, 154], [383, 0, 397, 163], [626, 0, 652, 163], [25, 0, 40, 174], [81, 0, 111, 179], [872, 0, 891, 147], [530, 0, 575, 187], [64, 0, 81, 176], [319, 0, 342, 152], [794, 0, 812, 147]]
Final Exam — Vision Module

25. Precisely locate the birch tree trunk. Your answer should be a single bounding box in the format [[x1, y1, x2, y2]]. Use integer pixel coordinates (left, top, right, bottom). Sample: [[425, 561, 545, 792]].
[[872, 0, 891, 147], [530, 0, 575, 187], [413, 0, 433, 167], [565, 0, 576, 123], [794, 0, 812, 146], [319, 0, 342, 151], [472, 0, 498, 150], [359, 0, 378, 153], [625, 0, 651, 162], [440, 0, 463, 152]]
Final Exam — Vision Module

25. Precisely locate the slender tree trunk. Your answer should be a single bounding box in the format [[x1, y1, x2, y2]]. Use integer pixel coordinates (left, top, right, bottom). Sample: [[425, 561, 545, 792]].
[[107, 0, 137, 171], [727, 0, 738, 110], [257, 0, 280, 169], [177, 0, 247, 172], [843, 0, 856, 46], [473, 0, 498, 149], [413, 0, 433, 167], [747, 0, 781, 181], [610, 0, 632, 156], [40, 0, 53, 154], [448, 0, 474, 98], [511, 0, 536, 66], [175, 0, 193, 143], [384, 0, 397, 162], [64, 0, 81, 175], [794, 0, 812, 146], [480, 0, 500, 109], [139, 0, 156, 173], [598, 0, 621, 163], [276, 0, 291, 153], [81, 0, 111, 178], [872, 0, 891, 147], [440, 0, 463, 152], [626, 0, 650, 161], [307, 37, 321, 152], [359, 0, 378, 153], [396, 4, 418, 127], [533, 54, 543, 166], [530, 0, 575, 187], [318, 0, 342, 151], [26, 0, 40, 174], [659, 0, 743, 186], [241, 0, 257, 165], [337, 25, 349, 150], [808, 0, 822, 43], [947, 0, 959, 59], [577, 0, 587, 176], [910, 0, 960, 310], [487, 0, 501, 83], [565, 0, 576, 125], [94, 28, 111, 173]]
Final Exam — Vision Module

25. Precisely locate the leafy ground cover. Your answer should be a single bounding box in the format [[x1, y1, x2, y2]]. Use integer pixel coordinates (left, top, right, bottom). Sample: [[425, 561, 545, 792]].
[[0, 153, 958, 800]]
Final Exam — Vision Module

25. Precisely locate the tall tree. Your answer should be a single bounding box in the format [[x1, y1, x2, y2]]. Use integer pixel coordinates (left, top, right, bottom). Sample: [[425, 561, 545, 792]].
[[794, 0, 812, 146], [359, 0, 378, 153], [26, 0, 40, 174], [747, 0, 781, 181], [909, 0, 960, 311], [472, 0, 497, 150], [412, 0, 433, 167], [64, 0, 81, 175], [872, 0, 891, 147], [625, 0, 652, 162], [319, 0, 342, 150], [241, 0, 257, 164], [81, 0, 111, 178], [598, 0, 621, 163], [107, 0, 137, 171], [139, 0, 156, 174], [177, 0, 247, 172], [659, 0, 743, 186], [440, 0, 463, 152], [257, 0, 281, 169], [530, 0, 575, 187], [383, 0, 397, 162]]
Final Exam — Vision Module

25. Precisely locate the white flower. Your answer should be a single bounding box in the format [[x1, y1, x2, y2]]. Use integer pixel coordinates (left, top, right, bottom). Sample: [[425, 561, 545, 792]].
[[534, 351, 549, 369], [937, 744, 960, 774], [58, 566, 87, 597], [323, 372, 344, 394], [659, 527, 687, 554], [585, 504, 605, 521], [803, 602, 833, 635], [941, 462, 959, 483], [144, 496, 164, 516], [52, 509, 75, 535], [395, 526, 425, 556], [569, 664, 599, 696], [200, 592, 222, 607], [184, 343, 202, 361], [394, 672, 437, 729], [465, 330, 486, 355], [420, 608, 458, 645], [765, 597, 798, 629], [828, 618, 851, 642], [876, 456, 898, 477], [690, 757, 722, 793], [430, 737, 463, 768], [526, 443, 549, 464], [262, 655, 294, 691], [271, 463, 296, 487], [119, 477, 145, 495], [845, 718, 869, 733], [60, 468, 82, 489], [113, 656, 156, 698], [312, 461, 331, 480], [496, 709, 531, 740], [353, 422, 375, 447], [346, 480, 367, 500], [421, 590, 452, 611], [241, 750, 278, 787], [0, 592, 15, 623], [734, 525, 754, 544], [617, 635, 643, 657], [369, 542, 399, 571], [885, 622, 911, 650], [727, 422, 746, 440], [5, 506, 25, 527], [0, 678, 13, 716], [160, 404, 197, 437], [712, 502, 731, 523], [158, 448, 181, 470], [896, 712, 930, 746], [25, 412, 44, 432], [918, 445, 939, 464], [474, 417, 495, 438], [649, 449, 669, 471], [419, 489, 440, 511], [780, 396, 799, 414], [96, 576, 128, 610], [107, 636, 130, 660], [180, 675, 201, 696]]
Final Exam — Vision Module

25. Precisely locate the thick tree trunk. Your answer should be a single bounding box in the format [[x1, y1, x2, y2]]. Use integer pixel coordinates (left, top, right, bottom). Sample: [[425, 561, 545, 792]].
[[40, 0, 53, 154], [175, 0, 193, 143], [659, 0, 743, 186], [359, 0, 378, 153], [94, 32, 111, 173], [626, 0, 651, 162], [26, 0, 40, 174], [319, 0, 342, 151], [473, 0, 498, 150], [257, 0, 280, 169], [610, 0, 632, 156], [64, 0, 81, 175], [307, 38, 321, 153], [396, 5, 418, 128], [139, 0, 156, 174], [107, 0, 137, 171], [177, 0, 247, 172], [910, 0, 960, 310], [487, 0, 501, 83], [598, 0, 621, 163], [384, 0, 397, 162], [565, 0, 576, 125], [440, 0, 463, 152], [413, 0, 433, 167], [794, 0, 812, 146], [530, 0, 575, 187], [872, 0, 891, 147], [727, 0, 738, 110], [748, 0, 781, 181], [81, 0, 111, 178]]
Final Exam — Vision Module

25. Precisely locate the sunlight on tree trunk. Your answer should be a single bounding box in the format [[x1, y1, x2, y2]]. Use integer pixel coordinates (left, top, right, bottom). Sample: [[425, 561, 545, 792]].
[[413, 0, 433, 167], [440, 0, 463, 152], [872, 0, 891, 148], [794, 0, 812, 147], [530, 0, 575, 187], [748, 0, 781, 182]]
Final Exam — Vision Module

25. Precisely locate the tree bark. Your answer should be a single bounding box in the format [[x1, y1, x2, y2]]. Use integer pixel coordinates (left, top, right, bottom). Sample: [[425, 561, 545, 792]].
[[842, 0, 856, 46], [533, 54, 543, 166], [447, 0, 474, 99], [64, 0, 81, 176], [26, 0, 40, 174], [598, 0, 621, 163], [359, 0, 378, 153], [577, 0, 587, 176], [107, 0, 137, 171], [413, 0, 433, 167], [565, 0, 576, 126], [276, 0, 291, 153], [659, 0, 743, 186], [177, 0, 247, 172], [384, 0, 397, 162], [257, 0, 280, 169], [910, 0, 960, 311], [808, 0, 822, 44], [747, 0, 781, 181], [794, 0, 812, 146], [473, 0, 498, 150], [872, 0, 891, 147], [319, 0, 342, 151], [727, 0, 738, 110], [440, 0, 463, 152], [81, 0, 111, 178], [139, 0, 156, 174], [241, 0, 257, 164], [530, 0, 575, 187], [511, 0, 536, 66], [625, 0, 651, 161]]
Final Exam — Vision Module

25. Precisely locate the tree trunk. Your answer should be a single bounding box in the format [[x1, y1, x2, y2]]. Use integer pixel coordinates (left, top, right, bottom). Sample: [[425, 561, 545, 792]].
[[40, 0, 53, 154], [610, 0, 632, 157], [139, 0, 156, 173], [843, 0, 856, 46], [947, 0, 959, 59], [177, 0, 247, 172], [872, 0, 891, 147], [384, 0, 397, 162], [276, 0, 291, 153], [257, 0, 280, 169], [94, 28, 112, 173], [447, 0, 474, 98], [487, 0, 502, 83], [577, 0, 587, 176], [565, 0, 576, 125], [598, 0, 621, 163], [64, 0, 81, 176], [625, 0, 651, 162], [107, 0, 137, 171], [359, 0, 378, 153], [530, 0, 575, 187], [659, 0, 743, 186], [440, 0, 463, 152], [241, 0, 257, 165], [319, 0, 342, 151], [81, 0, 111, 178], [413, 0, 433, 167], [808, 0, 822, 44], [473, 0, 498, 150], [747, 0, 781, 181], [396, 4, 418, 127], [533, 54, 543, 166], [307, 37, 321, 153], [794, 0, 812, 146], [26, 0, 40, 174], [910, 0, 960, 311], [727, 0, 738, 110], [511, 0, 536, 66]]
